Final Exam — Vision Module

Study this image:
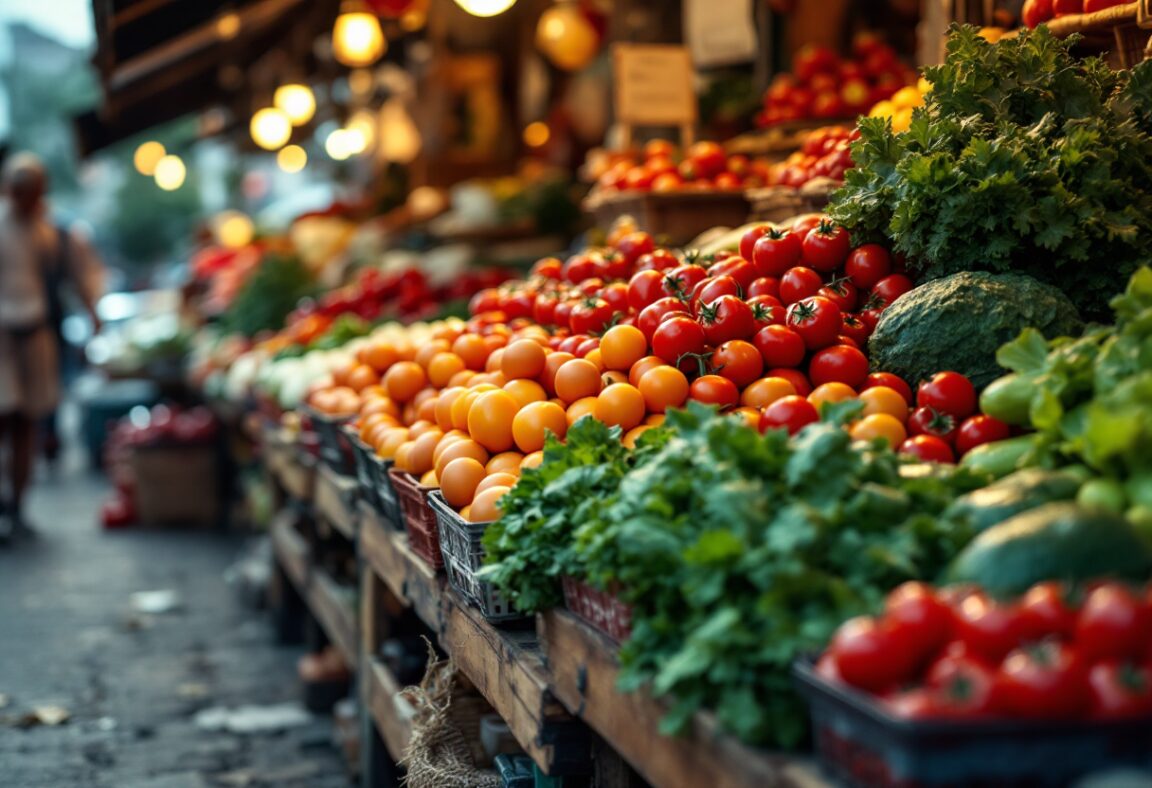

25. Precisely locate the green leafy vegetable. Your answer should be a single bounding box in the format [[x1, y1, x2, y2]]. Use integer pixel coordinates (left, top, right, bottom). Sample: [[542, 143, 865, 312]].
[[830, 25, 1152, 319]]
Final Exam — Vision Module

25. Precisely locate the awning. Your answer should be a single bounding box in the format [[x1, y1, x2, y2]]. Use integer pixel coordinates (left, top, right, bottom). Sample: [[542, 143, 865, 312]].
[[79, 0, 335, 156]]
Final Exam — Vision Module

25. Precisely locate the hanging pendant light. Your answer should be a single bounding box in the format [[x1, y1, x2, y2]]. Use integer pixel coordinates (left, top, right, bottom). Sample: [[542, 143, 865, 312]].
[[274, 84, 316, 126], [332, 1, 387, 68], [250, 107, 292, 150], [454, 0, 517, 17], [154, 155, 186, 191]]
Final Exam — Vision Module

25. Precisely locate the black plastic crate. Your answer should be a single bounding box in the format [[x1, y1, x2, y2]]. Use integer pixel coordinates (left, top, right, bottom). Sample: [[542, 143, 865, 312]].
[[302, 405, 355, 475], [793, 657, 1152, 787], [342, 424, 381, 513]]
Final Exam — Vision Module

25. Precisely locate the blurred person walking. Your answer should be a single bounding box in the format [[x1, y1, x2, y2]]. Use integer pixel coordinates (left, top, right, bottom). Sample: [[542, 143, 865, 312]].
[[0, 153, 104, 541]]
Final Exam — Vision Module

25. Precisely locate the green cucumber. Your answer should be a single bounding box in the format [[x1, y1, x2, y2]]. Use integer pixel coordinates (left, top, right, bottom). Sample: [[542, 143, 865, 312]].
[[959, 435, 1036, 479], [979, 373, 1035, 426]]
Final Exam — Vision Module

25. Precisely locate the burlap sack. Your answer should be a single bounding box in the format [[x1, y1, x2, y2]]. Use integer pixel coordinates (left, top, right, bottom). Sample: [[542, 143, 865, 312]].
[[400, 641, 501, 788]]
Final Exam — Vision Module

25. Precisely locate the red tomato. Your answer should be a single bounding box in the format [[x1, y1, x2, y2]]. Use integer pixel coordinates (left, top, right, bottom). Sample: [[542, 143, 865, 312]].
[[599, 282, 629, 314], [532, 293, 558, 326], [602, 253, 631, 281], [899, 434, 956, 463], [739, 225, 771, 263], [616, 231, 656, 265], [711, 340, 764, 389], [790, 214, 824, 239], [786, 296, 843, 351], [577, 276, 606, 296], [637, 297, 690, 340], [808, 344, 869, 388], [644, 139, 676, 159], [751, 229, 803, 277], [801, 221, 852, 272], [687, 141, 727, 179], [827, 615, 917, 691], [689, 374, 740, 409], [997, 641, 1090, 718], [692, 275, 742, 308], [628, 270, 666, 312], [576, 337, 599, 358], [871, 273, 915, 307], [1076, 583, 1152, 662], [635, 248, 679, 272], [708, 257, 758, 291], [662, 265, 709, 300], [651, 172, 683, 193], [767, 367, 812, 397], [884, 582, 955, 662], [699, 295, 756, 345], [532, 257, 564, 280], [1053, 0, 1080, 13], [916, 371, 977, 419], [840, 313, 871, 346], [884, 688, 940, 720], [779, 267, 824, 304], [925, 649, 1000, 717], [759, 395, 819, 436], [954, 415, 1011, 456], [861, 372, 912, 404], [747, 276, 781, 299], [558, 333, 588, 355], [553, 299, 576, 331], [624, 166, 654, 191], [569, 298, 614, 335], [954, 592, 1027, 662], [564, 254, 606, 284], [1088, 660, 1152, 719], [1019, 581, 1077, 641], [817, 278, 859, 312], [908, 406, 958, 444], [844, 244, 892, 290], [470, 288, 501, 314], [754, 324, 806, 368], [652, 316, 707, 366]]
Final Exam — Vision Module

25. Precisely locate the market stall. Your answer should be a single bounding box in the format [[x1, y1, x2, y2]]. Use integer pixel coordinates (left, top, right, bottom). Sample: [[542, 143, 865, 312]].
[[75, 0, 1152, 785]]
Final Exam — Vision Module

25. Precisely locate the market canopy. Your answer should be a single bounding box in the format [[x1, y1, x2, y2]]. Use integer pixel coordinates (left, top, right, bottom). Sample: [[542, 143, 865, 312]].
[[78, 0, 335, 156]]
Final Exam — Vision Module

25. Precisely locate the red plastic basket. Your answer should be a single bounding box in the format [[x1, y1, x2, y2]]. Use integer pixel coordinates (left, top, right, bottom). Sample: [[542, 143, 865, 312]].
[[561, 576, 632, 643], [388, 468, 443, 569]]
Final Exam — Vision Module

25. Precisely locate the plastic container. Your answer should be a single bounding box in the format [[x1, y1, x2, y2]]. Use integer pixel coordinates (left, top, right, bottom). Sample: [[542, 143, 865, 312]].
[[302, 405, 356, 475], [427, 491, 521, 622], [343, 424, 380, 513], [494, 754, 535, 788], [388, 469, 443, 569], [369, 454, 403, 529], [561, 576, 632, 643], [793, 657, 1152, 787]]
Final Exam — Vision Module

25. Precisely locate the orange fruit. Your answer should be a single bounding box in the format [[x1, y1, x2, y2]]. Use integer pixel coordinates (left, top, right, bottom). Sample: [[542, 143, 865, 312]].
[[427, 352, 466, 388], [520, 451, 544, 470], [415, 339, 451, 370], [540, 351, 575, 396], [638, 366, 688, 414], [346, 363, 379, 392], [469, 486, 510, 522], [566, 396, 598, 426], [384, 361, 427, 403], [808, 382, 857, 411], [434, 438, 490, 478], [595, 383, 646, 430], [435, 387, 466, 431], [742, 377, 797, 409], [554, 359, 602, 403], [512, 401, 568, 453], [501, 339, 547, 380], [440, 457, 487, 509], [849, 413, 907, 448], [622, 424, 652, 448], [485, 452, 523, 476], [504, 379, 547, 409], [452, 334, 489, 371], [628, 355, 665, 387], [466, 390, 520, 453], [406, 429, 443, 475], [857, 386, 910, 423], [362, 343, 399, 373], [600, 325, 647, 371], [476, 472, 519, 497]]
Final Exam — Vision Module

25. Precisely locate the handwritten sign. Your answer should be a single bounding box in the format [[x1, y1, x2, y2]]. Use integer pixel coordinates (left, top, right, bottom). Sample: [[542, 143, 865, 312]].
[[613, 44, 697, 129]]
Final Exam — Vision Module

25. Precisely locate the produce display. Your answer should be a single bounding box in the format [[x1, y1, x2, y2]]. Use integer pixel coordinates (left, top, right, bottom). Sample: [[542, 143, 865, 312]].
[[830, 26, 1152, 319], [590, 140, 770, 195], [188, 21, 1152, 787], [756, 37, 918, 127]]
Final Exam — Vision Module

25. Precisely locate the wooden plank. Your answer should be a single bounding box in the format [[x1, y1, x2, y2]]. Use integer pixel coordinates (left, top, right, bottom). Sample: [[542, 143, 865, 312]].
[[270, 511, 309, 592], [440, 591, 585, 775], [312, 569, 359, 669], [315, 463, 358, 540], [367, 658, 415, 762], [265, 428, 316, 502], [538, 610, 828, 788], [358, 506, 443, 632]]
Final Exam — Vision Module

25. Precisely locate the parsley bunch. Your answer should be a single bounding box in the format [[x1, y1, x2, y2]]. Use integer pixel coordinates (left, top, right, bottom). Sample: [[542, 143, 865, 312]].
[[830, 25, 1152, 319]]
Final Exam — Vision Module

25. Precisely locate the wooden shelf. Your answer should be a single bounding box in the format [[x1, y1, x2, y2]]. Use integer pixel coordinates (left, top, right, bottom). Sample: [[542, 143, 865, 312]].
[[315, 463, 358, 540], [358, 507, 587, 776], [312, 569, 359, 669], [271, 511, 309, 591], [366, 658, 414, 761], [538, 610, 829, 788], [265, 427, 316, 502]]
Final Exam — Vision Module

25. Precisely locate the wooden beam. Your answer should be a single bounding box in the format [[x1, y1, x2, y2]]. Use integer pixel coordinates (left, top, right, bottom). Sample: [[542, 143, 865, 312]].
[[108, 0, 175, 30]]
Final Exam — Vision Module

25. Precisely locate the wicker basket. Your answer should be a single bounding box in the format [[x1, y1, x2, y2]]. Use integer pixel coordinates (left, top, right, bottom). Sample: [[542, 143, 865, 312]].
[[1040, 2, 1152, 69], [561, 576, 633, 643], [389, 469, 443, 569], [302, 405, 356, 475], [427, 491, 521, 623], [746, 179, 839, 224]]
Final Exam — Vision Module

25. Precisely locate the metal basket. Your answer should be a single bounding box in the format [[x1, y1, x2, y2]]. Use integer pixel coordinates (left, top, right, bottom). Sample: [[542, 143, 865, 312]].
[[427, 491, 522, 622]]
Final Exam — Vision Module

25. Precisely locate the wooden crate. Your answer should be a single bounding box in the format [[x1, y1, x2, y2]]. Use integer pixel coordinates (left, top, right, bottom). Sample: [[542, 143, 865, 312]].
[[131, 444, 220, 526], [584, 190, 751, 246]]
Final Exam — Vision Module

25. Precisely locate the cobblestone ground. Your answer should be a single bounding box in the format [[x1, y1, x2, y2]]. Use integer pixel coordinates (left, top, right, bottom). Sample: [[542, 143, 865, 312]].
[[0, 445, 349, 788]]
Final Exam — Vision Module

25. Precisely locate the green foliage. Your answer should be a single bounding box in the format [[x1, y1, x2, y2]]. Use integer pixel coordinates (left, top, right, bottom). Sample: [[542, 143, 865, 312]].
[[829, 25, 1152, 319], [221, 254, 315, 338], [990, 267, 1152, 500], [483, 404, 987, 747]]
